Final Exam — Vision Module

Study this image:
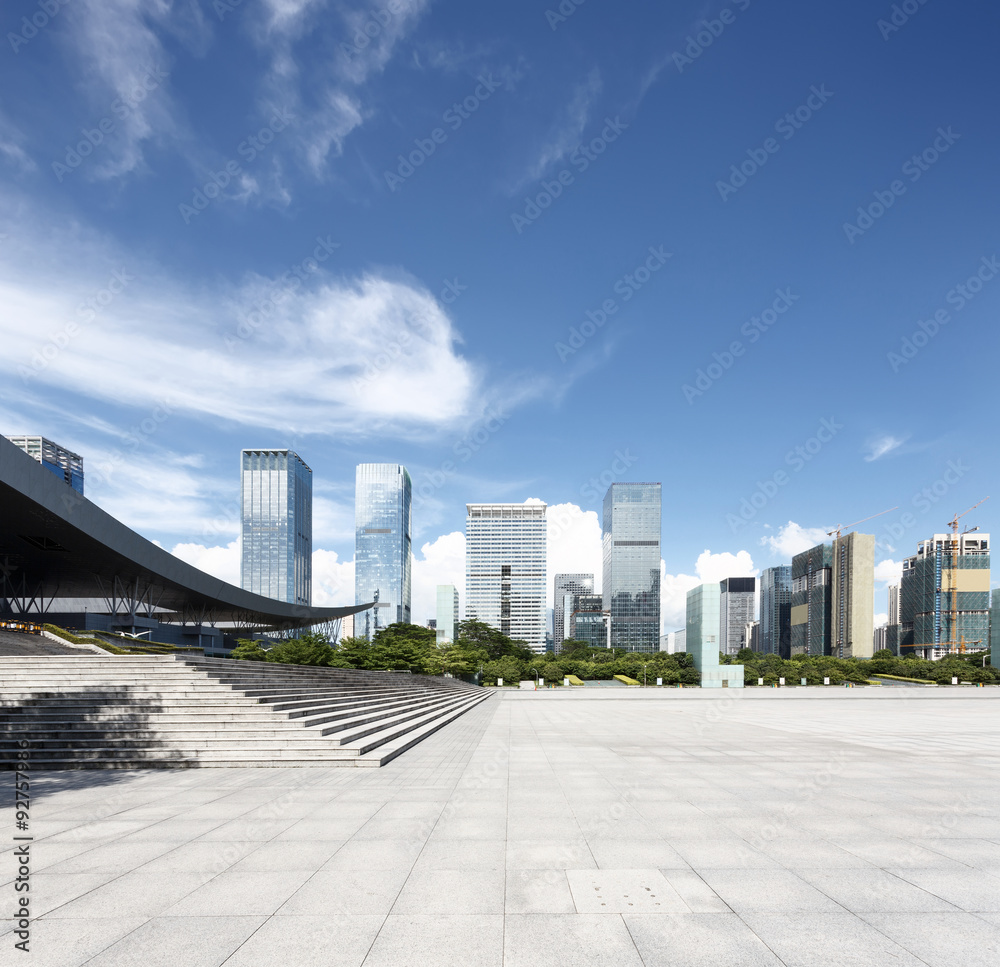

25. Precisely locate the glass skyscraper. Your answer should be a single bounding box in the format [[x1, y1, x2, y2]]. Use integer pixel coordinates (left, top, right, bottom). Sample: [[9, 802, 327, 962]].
[[759, 566, 792, 657], [355, 463, 412, 639], [466, 502, 547, 653], [436, 584, 459, 644], [720, 577, 756, 655], [240, 449, 312, 605], [602, 482, 661, 652]]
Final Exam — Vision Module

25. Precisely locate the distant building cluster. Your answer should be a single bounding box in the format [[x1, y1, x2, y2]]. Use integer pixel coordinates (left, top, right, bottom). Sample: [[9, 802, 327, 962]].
[[9, 432, 996, 672]]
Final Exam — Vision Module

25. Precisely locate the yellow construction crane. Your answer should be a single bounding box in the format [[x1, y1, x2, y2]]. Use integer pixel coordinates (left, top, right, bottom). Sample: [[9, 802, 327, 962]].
[[826, 507, 898, 540], [943, 497, 990, 654]]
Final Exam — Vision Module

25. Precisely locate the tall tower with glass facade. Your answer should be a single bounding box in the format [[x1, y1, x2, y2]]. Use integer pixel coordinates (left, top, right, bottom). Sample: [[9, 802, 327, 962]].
[[553, 573, 594, 648], [719, 577, 756, 655], [240, 449, 312, 605], [602, 483, 661, 652], [436, 584, 459, 644], [759, 565, 791, 657], [355, 464, 412, 639], [465, 502, 547, 653]]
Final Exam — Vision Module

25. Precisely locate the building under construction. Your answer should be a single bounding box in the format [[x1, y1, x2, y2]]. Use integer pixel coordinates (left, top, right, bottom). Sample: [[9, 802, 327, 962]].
[[899, 531, 991, 660], [791, 533, 875, 659]]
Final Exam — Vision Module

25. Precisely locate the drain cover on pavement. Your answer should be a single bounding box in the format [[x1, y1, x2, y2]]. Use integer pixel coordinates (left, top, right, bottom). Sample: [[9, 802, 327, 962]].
[[566, 869, 674, 913]]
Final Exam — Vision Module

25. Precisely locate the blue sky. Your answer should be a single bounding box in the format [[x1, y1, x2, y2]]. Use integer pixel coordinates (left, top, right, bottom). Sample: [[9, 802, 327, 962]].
[[2, 0, 998, 630]]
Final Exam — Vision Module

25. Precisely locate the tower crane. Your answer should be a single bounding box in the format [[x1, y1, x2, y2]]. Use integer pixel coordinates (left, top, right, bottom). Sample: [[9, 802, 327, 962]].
[[826, 507, 898, 541]]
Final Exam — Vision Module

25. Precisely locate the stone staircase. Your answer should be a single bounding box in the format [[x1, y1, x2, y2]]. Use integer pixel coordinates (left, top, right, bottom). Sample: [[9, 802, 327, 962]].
[[0, 645, 492, 769]]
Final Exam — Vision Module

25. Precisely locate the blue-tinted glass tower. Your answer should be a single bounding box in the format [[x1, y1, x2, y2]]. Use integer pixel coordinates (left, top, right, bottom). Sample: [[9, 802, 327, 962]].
[[240, 449, 312, 606], [355, 463, 412, 639], [602, 482, 661, 652]]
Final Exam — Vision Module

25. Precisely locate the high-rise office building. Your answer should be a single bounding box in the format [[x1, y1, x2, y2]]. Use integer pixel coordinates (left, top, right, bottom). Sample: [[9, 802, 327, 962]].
[[742, 620, 760, 652], [436, 584, 459, 644], [791, 542, 833, 656], [759, 565, 792, 657], [465, 502, 547, 653], [885, 583, 900, 655], [240, 449, 312, 605], [792, 534, 875, 658], [6, 436, 84, 494], [553, 573, 594, 648], [573, 610, 610, 650], [900, 532, 990, 660], [602, 482, 661, 652], [686, 583, 743, 687], [720, 577, 755, 655], [355, 464, 412, 639], [990, 590, 1000, 670], [831, 532, 875, 659]]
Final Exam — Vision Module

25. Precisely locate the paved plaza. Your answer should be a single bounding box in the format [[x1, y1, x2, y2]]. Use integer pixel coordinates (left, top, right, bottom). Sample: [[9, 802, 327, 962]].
[[4, 689, 1000, 967]]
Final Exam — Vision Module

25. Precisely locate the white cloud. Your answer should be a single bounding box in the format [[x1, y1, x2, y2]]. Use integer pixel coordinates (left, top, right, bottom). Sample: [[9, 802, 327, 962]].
[[874, 558, 903, 587], [865, 434, 905, 462], [412, 531, 466, 625], [251, 0, 430, 180], [874, 612, 888, 630], [761, 521, 830, 559], [660, 549, 758, 633], [547, 502, 604, 606], [0, 212, 485, 439], [170, 539, 240, 586], [62, 0, 207, 180], [511, 69, 602, 191], [168, 540, 355, 608]]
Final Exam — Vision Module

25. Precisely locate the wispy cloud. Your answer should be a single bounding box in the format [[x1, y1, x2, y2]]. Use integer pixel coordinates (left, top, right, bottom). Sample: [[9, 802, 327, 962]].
[[510, 68, 602, 192], [0, 201, 494, 441], [864, 434, 905, 462], [250, 0, 431, 181], [61, 0, 209, 180]]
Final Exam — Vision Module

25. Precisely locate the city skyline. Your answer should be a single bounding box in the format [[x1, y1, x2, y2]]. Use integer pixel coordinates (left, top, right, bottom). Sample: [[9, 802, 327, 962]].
[[2, 1, 997, 639]]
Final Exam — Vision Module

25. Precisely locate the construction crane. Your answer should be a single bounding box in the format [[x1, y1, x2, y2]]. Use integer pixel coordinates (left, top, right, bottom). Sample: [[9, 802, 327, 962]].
[[826, 507, 898, 540], [942, 497, 990, 655]]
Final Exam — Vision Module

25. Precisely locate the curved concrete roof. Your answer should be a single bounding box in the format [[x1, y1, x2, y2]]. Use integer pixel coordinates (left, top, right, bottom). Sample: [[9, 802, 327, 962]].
[[0, 435, 370, 630]]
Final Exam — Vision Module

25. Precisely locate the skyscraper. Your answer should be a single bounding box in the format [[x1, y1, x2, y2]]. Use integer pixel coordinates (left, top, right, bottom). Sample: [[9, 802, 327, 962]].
[[465, 502, 547, 653], [6, 436, 84, 494], [831, 532, 875, 659], [602, 482, 661, 652], [900, 532, 990, 660], [355, 464, 412, 639], [792, 534, 875, 658], [720, 577, 755, 655], [886, 583, 900, 655], [791, 542, 833, 656], [686, 582, 743, 687], [759, 565, 792, 657], [436, 584, 459, 644], [553, 573, 594, 647], [240, 449, 312, 605]]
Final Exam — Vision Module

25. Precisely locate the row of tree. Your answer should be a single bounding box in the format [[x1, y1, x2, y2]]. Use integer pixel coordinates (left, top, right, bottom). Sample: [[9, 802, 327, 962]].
[[229, 620, 999, 686]]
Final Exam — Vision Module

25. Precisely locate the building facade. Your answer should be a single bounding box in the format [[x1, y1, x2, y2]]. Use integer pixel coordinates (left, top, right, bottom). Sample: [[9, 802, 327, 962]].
[[355, 464, 412, 639], [553, 573, 594, 648], [720, 576, 756, 655], [831, 532, 875, 659], [573, 610, 610, 650], [436, 584, 459, 644], [686, 583, 743, 687], [759, 565, 792, 657], [791, 542, 833, 656], [900, 532, 990, 660], [885, 583, 900, 654], [7, 436, 84, 494], [602, 482, 661, 652], [240, 449, 312, 606], [466, 502, 547, 653]]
